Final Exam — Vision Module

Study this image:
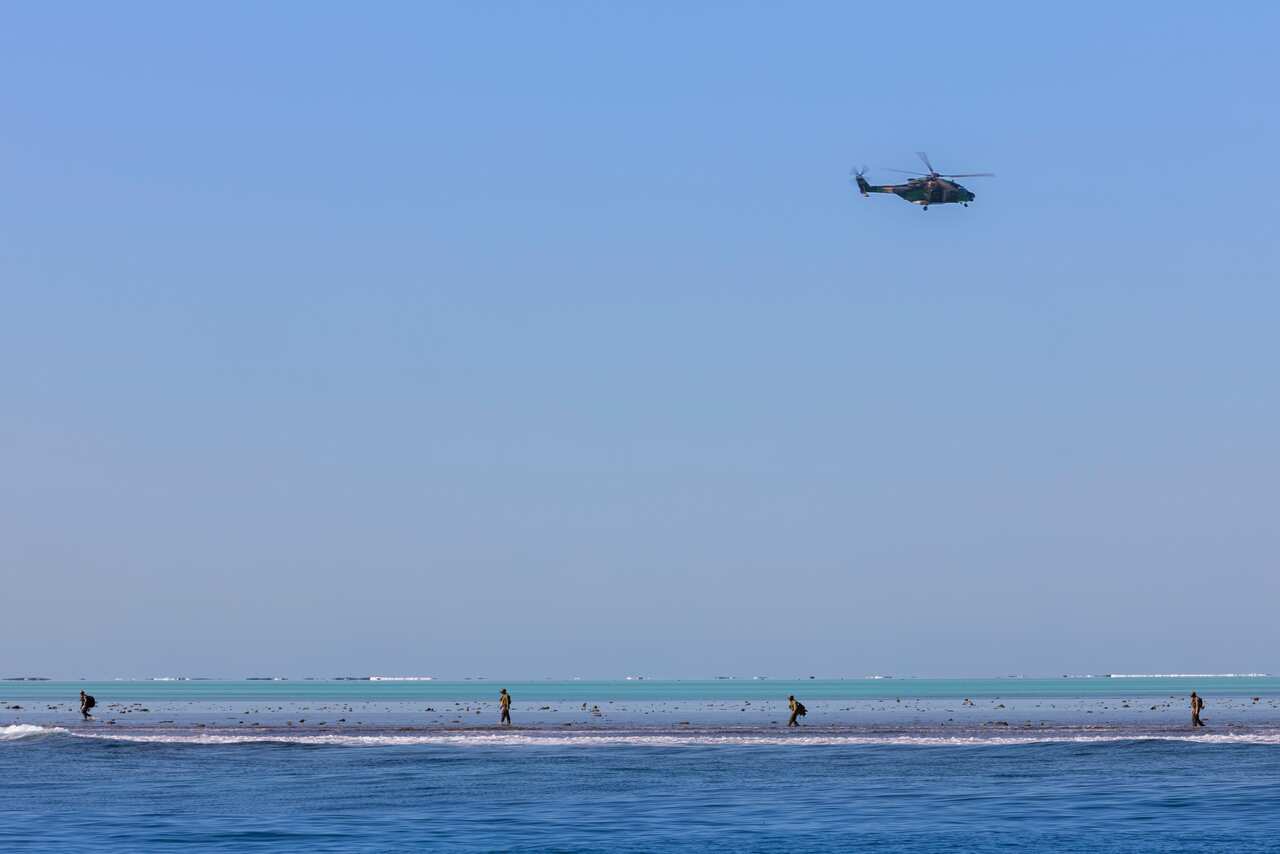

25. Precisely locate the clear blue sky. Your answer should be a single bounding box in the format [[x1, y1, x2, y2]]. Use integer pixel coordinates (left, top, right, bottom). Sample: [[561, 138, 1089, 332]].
[[3, 2, 1277, 678]]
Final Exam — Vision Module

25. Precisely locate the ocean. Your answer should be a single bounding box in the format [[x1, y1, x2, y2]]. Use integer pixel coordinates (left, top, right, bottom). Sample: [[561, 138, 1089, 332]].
[[3, 677, 1278, 851]]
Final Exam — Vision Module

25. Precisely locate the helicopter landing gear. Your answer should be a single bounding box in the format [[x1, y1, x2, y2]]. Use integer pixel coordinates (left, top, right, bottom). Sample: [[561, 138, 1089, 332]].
[[963, 203, 969, 207], [922, 205, 929, 211]]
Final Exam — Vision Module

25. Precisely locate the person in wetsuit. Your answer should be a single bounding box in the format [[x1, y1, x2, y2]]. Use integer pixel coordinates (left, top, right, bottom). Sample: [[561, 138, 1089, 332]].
[[499, 688, 512, 726], [1191, 691, 1206, 727], [79, 690, 95, 720]]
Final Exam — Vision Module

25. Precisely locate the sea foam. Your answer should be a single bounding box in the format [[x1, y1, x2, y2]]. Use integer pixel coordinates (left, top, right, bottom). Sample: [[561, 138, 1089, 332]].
[[51, 729, 1280, 748], [0, 724, 66, 741]]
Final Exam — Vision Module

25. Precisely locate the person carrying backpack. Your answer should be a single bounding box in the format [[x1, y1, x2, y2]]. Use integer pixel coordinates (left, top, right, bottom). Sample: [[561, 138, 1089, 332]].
[[79, 690, 96, 720], [1191, 691, 1206, 727], [499, 688, 512, 726], [788, 695, 807, 727]]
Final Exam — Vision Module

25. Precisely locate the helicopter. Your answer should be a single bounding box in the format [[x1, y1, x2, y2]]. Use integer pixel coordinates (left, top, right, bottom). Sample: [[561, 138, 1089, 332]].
[[852, 152, 994, 210]]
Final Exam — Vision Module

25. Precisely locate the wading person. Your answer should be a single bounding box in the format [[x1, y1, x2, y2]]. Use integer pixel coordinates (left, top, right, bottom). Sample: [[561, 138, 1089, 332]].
[[1191, 691, 1206, 727], [499, 688, 512, 726], [79, 690, 96, 720], [787, 695, 806, 727]]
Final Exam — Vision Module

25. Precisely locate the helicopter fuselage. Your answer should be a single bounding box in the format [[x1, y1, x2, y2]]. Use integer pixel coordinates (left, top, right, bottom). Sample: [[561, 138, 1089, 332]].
[[852, 154, 992, 209], [856, 175, 975, 206]]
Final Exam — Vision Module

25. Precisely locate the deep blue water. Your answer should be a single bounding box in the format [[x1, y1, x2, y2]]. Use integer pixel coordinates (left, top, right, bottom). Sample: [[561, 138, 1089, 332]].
[[4, 733, 1279, 852], [4, 680, 1278, 851]]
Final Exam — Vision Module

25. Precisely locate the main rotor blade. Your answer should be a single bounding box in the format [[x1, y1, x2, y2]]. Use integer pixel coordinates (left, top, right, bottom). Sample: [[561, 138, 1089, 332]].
[[942, 172, 995, 178], [882, 168, 928, 175], [916, 151, 936, 174]]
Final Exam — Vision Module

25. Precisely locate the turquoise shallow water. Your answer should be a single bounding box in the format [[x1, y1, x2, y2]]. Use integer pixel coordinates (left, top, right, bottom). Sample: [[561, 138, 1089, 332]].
[[4, 675, 1276, 703]]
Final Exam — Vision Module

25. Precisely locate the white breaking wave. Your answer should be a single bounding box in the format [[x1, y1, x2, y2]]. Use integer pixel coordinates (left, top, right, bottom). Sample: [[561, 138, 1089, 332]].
[[0, 724, 67, 741], [368, 676, 434, 681], [5, 722, 1280, 748], [55, 730, 1280, 748]]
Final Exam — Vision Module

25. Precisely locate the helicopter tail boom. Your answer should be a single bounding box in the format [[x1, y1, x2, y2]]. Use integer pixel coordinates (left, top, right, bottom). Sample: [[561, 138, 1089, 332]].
[[856, 176, 897, 195], [853, 171, 895, 196]]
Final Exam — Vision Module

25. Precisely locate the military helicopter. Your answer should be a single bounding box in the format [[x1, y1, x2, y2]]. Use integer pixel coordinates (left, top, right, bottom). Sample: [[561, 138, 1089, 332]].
[[852, 152, 994, 210]]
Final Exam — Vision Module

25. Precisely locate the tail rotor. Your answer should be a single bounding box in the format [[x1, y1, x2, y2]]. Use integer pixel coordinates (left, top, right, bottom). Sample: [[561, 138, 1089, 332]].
[[850, 166, 870, 196]]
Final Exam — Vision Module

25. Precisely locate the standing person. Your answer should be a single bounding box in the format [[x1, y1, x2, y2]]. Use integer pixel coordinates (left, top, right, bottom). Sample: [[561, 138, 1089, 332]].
[[79, 690, 96, 720], [499, 688, 512, 726], [1191, 691, 1206, 727], [787, 695, 806, 727]]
